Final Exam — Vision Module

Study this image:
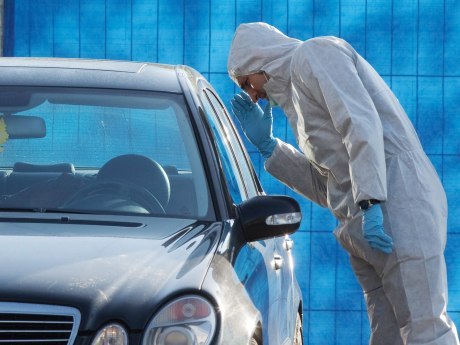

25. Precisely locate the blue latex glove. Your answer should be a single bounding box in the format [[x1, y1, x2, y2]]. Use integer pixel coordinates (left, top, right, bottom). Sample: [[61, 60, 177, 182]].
[[362, 204, 393, 254], [230, 92, 276, 159]]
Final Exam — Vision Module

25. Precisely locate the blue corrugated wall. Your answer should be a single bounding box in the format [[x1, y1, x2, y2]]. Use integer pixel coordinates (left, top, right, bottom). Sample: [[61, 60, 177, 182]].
[[3, 1, 460, 344]]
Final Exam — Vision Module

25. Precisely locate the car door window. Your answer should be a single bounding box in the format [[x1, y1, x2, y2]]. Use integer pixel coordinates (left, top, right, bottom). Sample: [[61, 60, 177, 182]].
[[200, 91, 246, 203], [204, 89, 260, 198]]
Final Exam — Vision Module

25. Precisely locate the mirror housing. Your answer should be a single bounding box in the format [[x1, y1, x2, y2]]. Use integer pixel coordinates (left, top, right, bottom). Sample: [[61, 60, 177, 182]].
[[1, 115, 46, 139], [237, 195, 301, 242]]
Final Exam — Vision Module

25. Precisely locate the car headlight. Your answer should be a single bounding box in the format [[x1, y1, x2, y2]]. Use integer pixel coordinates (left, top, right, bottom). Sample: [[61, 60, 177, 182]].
[[91, 323, 128, 345], [143, 295, 217, 345]]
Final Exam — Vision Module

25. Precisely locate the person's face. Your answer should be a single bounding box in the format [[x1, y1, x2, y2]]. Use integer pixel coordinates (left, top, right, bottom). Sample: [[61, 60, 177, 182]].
[[236, 72, 268, 103]]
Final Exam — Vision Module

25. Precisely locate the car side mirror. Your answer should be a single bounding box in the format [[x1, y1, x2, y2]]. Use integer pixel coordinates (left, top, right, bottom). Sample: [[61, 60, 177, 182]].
[[237, 195, 301, 242]]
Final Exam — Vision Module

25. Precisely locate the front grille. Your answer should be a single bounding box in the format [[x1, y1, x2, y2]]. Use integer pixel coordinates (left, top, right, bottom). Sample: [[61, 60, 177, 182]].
[[0, 303, 81, 345]]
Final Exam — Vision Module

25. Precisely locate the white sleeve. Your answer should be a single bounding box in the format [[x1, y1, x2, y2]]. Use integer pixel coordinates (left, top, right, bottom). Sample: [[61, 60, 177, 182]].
[[265, 139, 328, 208], [297, 37, 387, 203]]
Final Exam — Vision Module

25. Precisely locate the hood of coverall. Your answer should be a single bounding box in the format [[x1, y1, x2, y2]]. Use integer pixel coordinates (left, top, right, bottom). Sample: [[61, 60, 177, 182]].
[[227, 22, 301, 87]]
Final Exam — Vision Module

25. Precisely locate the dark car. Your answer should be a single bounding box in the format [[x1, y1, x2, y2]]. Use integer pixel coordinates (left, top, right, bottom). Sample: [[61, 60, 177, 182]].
[[0, 58, 303, 345]]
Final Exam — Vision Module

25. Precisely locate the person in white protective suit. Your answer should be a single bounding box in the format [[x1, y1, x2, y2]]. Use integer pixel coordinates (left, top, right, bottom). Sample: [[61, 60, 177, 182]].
[[227, 22, 459, 345]]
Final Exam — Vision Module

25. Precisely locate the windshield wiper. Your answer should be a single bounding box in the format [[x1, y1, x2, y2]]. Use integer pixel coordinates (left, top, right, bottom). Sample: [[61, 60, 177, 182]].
[[0, 208, 144, 227], [0, 207, 91, 214]]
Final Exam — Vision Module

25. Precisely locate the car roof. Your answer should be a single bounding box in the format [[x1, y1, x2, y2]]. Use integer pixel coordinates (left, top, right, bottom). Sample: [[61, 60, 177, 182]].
[[0, 57, 187, 93]]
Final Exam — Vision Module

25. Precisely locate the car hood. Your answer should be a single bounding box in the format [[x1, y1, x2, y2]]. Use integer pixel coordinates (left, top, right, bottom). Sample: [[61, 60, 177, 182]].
[[0, 215, 222, 330]]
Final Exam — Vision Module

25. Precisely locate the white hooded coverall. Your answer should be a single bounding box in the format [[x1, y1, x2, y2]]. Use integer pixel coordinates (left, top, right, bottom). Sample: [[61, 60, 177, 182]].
[[228, 22, 459, 345]]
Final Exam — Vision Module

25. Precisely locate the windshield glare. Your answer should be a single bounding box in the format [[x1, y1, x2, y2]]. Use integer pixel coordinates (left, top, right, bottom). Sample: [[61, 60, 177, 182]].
[[0, 86, 212, 219]]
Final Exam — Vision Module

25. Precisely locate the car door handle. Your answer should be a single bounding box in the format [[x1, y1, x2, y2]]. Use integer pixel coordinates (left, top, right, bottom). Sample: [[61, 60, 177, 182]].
[[273, 254, 283, 270], [283, 237, 293, 251]]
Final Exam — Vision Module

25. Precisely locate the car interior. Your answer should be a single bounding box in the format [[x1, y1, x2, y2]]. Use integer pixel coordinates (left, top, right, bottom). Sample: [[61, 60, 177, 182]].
[[0, 155, 200, 217]]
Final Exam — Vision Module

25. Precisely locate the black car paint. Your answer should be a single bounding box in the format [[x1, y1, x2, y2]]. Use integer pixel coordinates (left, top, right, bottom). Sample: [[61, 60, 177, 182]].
[[0, 214, 290, 344], [0, 216, 220, 330], [0, 59, 302, 345]]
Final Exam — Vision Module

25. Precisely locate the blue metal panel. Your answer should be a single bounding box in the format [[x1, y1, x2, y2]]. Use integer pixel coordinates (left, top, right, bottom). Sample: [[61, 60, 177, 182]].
[[184, 1, 210, 72], [3, 0, 460, 343], [419, 1, 444, 76], [392, 76, 417, 124], [444, 155, 460, 234], [336, 249, 362, 311], [259, 167, 286, 195], [261, 0, 288, 34], [444, 77, 460, 155], [302, 311, 310, 345], [209, 0, 235, 73], [29, 0, 53, 57], [80, 0, 106, 58], [336, 311, 362, 345], [313, 0, 340, 37], [340, 0, 366, 55], [53, 0, 79, 57], [392, 0, 417, 76], [131, 0, 158, 62], [292, 231, 311, 306], [237, 0, 262, 26], [365, 0, 392, 76], [445, 0, 460, 76], [287, 0, 313, 40], [106, 0, 132, 60], [446, 234, 460, 310], [157, 0, 184, 64], [310, 233, 337, 310], [311, 204, 337, 232], [418, 78, 444, 154], [308, 311, 335, 344]]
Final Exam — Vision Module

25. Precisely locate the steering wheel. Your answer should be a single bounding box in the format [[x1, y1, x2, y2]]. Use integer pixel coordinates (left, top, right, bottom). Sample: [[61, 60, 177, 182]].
[[97, 154, 170, 207], [63, 179, 165, 214], [64, 154, 170, 215]]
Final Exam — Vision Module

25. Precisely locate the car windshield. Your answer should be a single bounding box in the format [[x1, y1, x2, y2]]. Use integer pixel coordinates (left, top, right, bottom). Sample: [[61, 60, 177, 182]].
[[0, 86, 213, 219]]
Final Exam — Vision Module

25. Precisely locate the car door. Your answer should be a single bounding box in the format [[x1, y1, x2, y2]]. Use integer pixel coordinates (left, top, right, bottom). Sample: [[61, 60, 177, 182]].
[[199, 85, 289, 344], [206, 88, 298, 345], [274, 234, 298, 344]]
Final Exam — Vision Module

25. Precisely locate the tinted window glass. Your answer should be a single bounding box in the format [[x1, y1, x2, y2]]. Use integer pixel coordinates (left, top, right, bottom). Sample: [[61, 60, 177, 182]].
[[200, 91, 245, 203], [0, 86, 212, 219], [205, 89, 259, 198]]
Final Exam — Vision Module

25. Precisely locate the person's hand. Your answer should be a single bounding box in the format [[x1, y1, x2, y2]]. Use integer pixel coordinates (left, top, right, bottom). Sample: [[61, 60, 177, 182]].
[[231, 92, 276, 159], [362, 204, 393, 253]]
